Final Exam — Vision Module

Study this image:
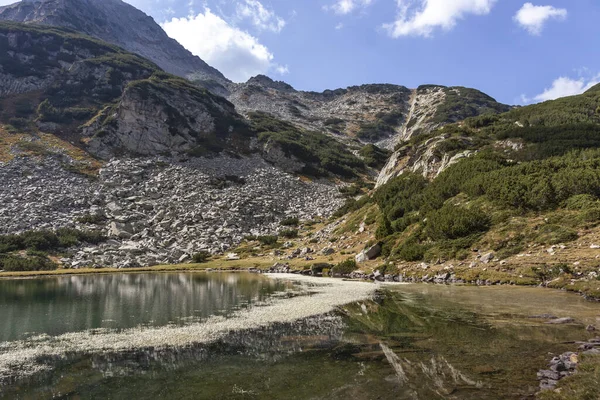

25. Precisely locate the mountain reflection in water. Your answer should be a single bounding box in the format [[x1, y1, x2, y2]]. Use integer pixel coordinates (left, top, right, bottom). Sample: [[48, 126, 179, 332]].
[[0, 272, 289, 341]]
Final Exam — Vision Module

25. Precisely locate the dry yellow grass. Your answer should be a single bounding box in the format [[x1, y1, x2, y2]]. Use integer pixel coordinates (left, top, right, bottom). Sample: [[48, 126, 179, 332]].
[[0, 126, 103, 174], [0, 128, 28, 163]]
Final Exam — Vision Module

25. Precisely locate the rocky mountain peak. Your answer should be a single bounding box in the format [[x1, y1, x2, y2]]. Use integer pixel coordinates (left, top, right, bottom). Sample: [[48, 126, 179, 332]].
[[0, 0, 231, 95], [246, 75, 295, 92]]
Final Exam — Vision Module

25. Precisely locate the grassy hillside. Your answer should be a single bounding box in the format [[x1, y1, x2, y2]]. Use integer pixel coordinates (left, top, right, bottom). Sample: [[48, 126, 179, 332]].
[[336, 88, 600, 284]]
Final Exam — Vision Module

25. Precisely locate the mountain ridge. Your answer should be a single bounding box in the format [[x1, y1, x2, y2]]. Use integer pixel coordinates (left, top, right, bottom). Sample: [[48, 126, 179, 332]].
[[0, 0, 511, 150], [0, 0, 231, 95], [228, 76, 511, 149]]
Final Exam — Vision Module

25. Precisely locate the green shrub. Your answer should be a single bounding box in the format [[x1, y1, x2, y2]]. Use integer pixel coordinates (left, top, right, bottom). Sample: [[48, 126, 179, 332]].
[[425, 205, 490, 240], [76, 214, 107, 225], [280, 229, 299, 239], [396, 240, 428, 262], [564, 194, 600, 210], [332, 196, 372, 219], [192, 251, 211, 263], [37, 99, 62, 123], [20, 230, 60, 251], [7, 117, 29, 129], [532, 264, 572, 282], [423, 236, 479, 262], [280, 217, 300, 226], [258, 235, 278, 246], [14, 98, 35, 117], [0, 228, 106, 254], [249, 112, 365, 178], [17, 141, 50, 156], [311, 263, 333, 275], [332, 258, 357, 276], [534, 224, 578, 245], [0, 254, 57, 271], [375, 216, 393, 240], [432, 87, 510, 124], [0, 234, 21, 253], [580, 208, 600, 224], [356, 112, 403, 141], [339, 184, 363, 198]]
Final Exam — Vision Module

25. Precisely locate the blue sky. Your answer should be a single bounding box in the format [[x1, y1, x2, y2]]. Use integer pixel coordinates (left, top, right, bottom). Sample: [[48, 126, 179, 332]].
[[8, 0, 599, 105]]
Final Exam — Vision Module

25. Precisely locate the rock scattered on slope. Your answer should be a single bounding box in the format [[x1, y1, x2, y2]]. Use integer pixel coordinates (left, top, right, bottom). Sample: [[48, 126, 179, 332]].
[[0, 155, 343, 268]]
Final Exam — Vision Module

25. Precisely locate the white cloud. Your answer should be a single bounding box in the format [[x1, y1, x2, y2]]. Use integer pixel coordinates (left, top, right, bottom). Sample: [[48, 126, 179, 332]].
[[383, 0, 496, 38], [0, 0, 16, 5], [335, 23, 345, 30], [274, 64, 290, 75], [514, 3, 567, 35], [161, 8, 280, 82], [236, 0, 286, 33], [326, 0, 373, 15], [521, 74, 600, 103]]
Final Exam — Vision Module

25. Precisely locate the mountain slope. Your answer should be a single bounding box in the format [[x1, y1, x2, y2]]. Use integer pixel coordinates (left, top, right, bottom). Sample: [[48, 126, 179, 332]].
[[0, 21, 367, 179], [0, 0, 231, 95], [377, 84, 600, 186], [0, 22, 353, 269], [0, 0, 510, 158], [228, 76, 510, 150], [325, 88, 600, 276], [0, 21, 248, 161]]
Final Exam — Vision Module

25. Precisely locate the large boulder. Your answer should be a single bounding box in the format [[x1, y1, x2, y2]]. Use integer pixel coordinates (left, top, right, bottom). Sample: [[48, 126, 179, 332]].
[[365, 244, 382, 260], [108, 221, 133, 239]]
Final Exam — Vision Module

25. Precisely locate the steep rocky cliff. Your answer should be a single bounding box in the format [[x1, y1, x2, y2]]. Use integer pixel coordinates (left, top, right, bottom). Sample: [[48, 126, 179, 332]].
[[0, 0, 231, 95]]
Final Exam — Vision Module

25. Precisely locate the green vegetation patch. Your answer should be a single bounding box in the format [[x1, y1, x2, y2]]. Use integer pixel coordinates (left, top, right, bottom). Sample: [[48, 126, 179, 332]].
[[249, 112, 366, 178], [332, 258, 357, 276], [359, 144, 391, 169], [0, 228, 107, 271], [433, 87, 511, 124], [356, 111, 403, 142]]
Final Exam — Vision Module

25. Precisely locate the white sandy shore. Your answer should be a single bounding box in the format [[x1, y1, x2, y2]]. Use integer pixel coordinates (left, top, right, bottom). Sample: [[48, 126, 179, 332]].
[[0, 275, 375, 382]]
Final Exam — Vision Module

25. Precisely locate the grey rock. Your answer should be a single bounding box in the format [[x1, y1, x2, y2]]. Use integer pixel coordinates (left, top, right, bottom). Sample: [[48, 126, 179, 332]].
[[320, 247, 335, 256], [537, 370, 561, 381], [109, 221, 133, 239], [545, 317, 575, 325], [480, 252, 495, 264], [355, 252, 367, 264], [365, 244, 382, 260]]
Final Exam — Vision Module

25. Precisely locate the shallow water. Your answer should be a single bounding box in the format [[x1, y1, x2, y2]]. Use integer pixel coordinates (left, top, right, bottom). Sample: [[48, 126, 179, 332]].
[[0, 273, 289, 342], [1, 274, 600, 399]]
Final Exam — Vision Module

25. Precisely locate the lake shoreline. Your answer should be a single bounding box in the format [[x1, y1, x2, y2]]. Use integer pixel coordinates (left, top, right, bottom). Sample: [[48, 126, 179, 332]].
[[2, 259, 600, 304], [1, 271, 598, 398]]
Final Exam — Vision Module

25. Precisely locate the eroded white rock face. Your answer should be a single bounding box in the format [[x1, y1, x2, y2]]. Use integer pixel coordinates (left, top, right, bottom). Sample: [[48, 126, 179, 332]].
[[376, 134, 475, 188], [0, 155, 344, 268]]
